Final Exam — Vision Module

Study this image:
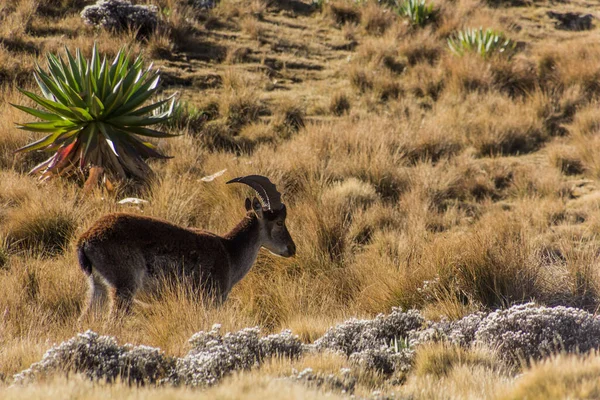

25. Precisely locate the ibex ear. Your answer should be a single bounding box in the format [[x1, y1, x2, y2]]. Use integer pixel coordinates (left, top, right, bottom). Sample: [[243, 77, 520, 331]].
[[252, 197, 264, 219], [245, 198, 252, 211]]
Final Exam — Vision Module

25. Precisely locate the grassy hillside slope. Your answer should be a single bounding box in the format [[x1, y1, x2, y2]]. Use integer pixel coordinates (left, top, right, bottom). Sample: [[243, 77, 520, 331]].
[[2, 0, 600, 397]]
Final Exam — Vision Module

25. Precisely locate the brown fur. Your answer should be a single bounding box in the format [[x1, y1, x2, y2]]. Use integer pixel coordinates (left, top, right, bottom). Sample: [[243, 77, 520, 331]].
[[77, 204, 295, 318]]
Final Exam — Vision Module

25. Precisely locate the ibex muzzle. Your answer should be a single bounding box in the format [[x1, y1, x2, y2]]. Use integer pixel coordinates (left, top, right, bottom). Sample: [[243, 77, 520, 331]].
[[77, 175, 295, 318]]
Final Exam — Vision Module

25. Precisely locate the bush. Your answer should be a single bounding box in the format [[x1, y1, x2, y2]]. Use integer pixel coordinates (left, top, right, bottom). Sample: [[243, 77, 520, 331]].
[[329, 92, 351, 116], [349, 346, 414, 375], [314, 308, 424, 356], [81, 0, 159, 36], [176, 324, 303, 386], [16, 305, 600, 386], [412, 303, 600, 366], [14, 331, 176, 385], [410, 312, 487, 347], [474, 303, 600, 366], [4, 209, 77, 256]]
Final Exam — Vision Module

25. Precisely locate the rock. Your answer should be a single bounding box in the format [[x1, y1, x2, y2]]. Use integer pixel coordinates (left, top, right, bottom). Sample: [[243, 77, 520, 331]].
[[547, 11, 594, 31]]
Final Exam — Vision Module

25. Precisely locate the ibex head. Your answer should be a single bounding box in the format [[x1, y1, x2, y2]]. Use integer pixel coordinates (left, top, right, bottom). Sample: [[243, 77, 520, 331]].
[[227, 175, 296, 257]]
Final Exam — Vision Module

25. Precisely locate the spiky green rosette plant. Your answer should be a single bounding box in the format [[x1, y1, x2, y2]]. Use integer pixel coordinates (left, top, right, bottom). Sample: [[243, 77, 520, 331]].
[[448, 27, 514, 58], [398, 0, 436, 27], [12, 44, 176, 184]]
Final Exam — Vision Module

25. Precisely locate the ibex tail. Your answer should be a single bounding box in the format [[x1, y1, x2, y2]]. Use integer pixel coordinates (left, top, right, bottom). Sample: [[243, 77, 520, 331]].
[[77, 245, 93, 275]]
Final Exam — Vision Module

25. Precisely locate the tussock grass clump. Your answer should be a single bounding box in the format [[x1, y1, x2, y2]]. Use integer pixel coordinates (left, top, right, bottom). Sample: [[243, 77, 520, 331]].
[[570, 103, 600, 136], [0, 238, 8, 269], [322, 178, 378, 214], [361, 2, 395, 35], [329, 92, 351, 115], [326, 1, 361, 25], [2, 203, 77, 257], [549, 146, 586, 176], [226, 45, 253, 64], [240, 15, 265, 40], [0, 45, 36, 87], [501, 352, 600, 400], [220, 86, 264, 130], [413, 343, 498, 378], [536, 41, 600, 98], [399, 31, 442, 66], [437, 216, 542, 308], [349, 65, 374, 93], [273, 102, 306, 138], [355, 37, 406, 74]]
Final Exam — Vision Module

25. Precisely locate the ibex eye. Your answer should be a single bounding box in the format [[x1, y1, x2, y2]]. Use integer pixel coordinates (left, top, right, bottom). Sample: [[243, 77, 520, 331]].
[[276, 221, 284, 227]]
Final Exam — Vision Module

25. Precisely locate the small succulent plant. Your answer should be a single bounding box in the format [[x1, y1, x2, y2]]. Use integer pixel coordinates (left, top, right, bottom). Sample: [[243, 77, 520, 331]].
[[447, 27, 514, 58], [397, 0, 436, 27]]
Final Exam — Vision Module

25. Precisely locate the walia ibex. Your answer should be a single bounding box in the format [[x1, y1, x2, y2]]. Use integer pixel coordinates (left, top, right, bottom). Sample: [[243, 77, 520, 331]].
[[77, 175, 296, 318]]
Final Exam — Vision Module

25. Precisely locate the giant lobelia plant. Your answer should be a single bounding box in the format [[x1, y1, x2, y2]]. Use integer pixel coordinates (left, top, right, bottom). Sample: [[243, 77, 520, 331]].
[[12, 44, 177, 187]]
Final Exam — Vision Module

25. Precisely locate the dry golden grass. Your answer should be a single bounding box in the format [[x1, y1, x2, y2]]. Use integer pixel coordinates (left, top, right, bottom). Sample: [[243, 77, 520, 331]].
[[500, 352, 600, 400], [1, 0, 600, 397], [0, 374, 349, 399]]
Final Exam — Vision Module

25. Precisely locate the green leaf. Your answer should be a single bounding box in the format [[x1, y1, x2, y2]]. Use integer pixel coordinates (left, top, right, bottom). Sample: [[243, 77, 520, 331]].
[[33, 71, 56, 101], [57, 80, 88, 109], [115, 75, 161, 115], [68, 106, 94, 121], [102, 81, 125, 116], [10, 104, 63, 121], [128, 97, 173, 117], [97, 122, 121, 157], [17, 120, 79, 132], [35, 68, 72, 106], [80, 124, 99, 168], [46, 53, 68, 83], [115, 125, 179, 138], [106, 114, 173, 127], [18, 88, 80, 120], [90, 94, 105, 117], [15, 130, 66, 152]]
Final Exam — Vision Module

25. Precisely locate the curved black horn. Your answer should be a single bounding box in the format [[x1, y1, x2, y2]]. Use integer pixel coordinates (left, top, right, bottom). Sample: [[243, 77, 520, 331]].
[[226, 175, 283, 210]]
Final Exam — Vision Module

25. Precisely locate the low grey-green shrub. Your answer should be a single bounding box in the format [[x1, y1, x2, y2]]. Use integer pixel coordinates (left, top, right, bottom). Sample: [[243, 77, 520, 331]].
[[81, 0, 158, 36], [474, 303, 600, 365], [15, 304, 600, 386], [14, 331, 175, 385], [314, 308, 424, 356], [175, 324, 303, 386]]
